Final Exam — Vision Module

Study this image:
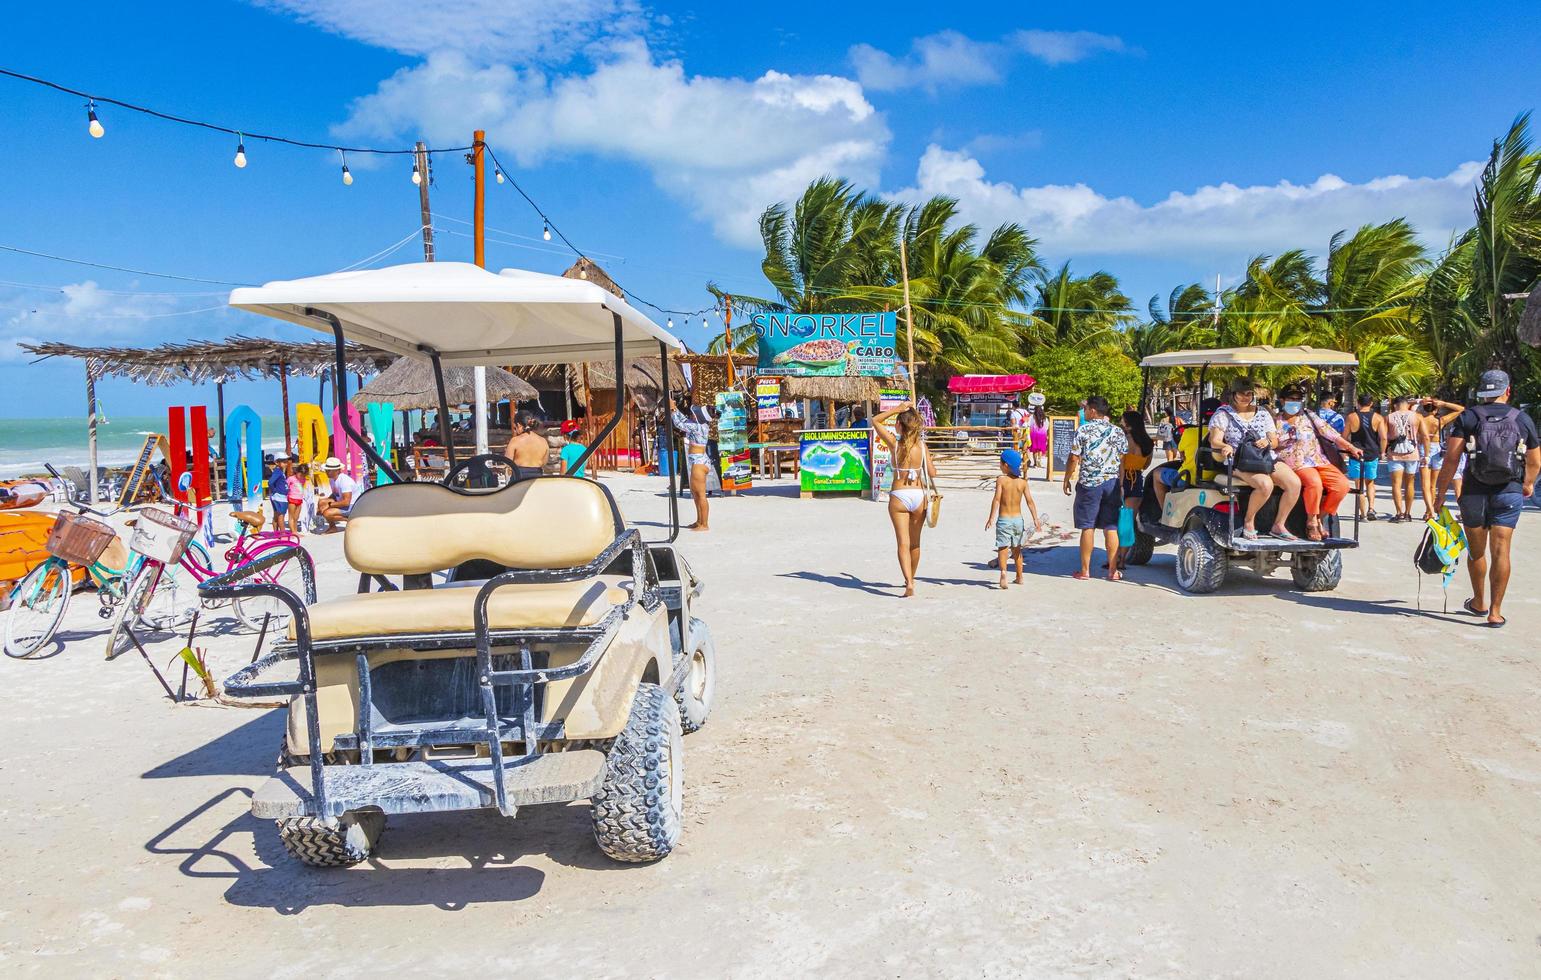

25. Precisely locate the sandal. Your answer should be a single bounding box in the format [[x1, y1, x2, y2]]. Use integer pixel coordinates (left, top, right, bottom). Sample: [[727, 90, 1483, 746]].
[[1270, 528, 1300, 542], [1239, 529, 1261, 541], [1305, 518, 1325, 542], [1487, 617, 1507, 629], [1462, 598, 1489, 617], [1072, 571, 1090, 581]]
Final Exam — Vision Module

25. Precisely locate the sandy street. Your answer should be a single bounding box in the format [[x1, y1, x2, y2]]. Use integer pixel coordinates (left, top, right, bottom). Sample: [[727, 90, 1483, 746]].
[[1, 472, 1538, 977]]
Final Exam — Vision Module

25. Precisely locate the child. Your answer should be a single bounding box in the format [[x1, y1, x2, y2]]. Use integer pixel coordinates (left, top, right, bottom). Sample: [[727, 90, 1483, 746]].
[[984, 449, 1042, 589], [286, 463, 309, 535]]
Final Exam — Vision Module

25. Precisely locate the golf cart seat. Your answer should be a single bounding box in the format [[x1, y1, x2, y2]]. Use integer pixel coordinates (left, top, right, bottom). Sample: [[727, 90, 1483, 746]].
[[293, 477, 629, 644]]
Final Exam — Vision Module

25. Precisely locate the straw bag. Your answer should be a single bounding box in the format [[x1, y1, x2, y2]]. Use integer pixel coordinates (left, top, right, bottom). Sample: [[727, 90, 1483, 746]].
[[922, 446, 942, 528]]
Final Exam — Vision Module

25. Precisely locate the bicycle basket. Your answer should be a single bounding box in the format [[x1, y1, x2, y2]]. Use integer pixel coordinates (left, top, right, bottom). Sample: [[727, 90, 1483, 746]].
[[45, 512, 116, 565], [128, 508, 198, 565]]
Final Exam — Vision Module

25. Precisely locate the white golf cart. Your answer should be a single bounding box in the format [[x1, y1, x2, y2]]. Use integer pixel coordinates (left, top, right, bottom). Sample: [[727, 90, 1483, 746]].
[[201, 261, 715, 866], [1133, 345, 1361, 594]]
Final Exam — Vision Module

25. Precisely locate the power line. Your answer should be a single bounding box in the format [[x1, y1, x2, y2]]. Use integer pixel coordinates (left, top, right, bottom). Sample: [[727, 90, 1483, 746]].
[[0, 67, 472, 156], [0, 243, 249, 286]]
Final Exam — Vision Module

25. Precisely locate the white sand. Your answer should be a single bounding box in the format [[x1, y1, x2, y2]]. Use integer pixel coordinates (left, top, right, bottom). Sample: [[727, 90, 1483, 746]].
[[1, 473, 1536, 976]]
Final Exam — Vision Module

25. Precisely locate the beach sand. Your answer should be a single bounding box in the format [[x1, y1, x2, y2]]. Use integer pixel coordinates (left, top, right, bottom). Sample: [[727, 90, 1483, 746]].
[[1, 473, 1536, 976]]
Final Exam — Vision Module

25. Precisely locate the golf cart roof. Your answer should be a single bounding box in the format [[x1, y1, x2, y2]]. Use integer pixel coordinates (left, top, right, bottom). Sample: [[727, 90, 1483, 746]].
[[1139, 345, 1357, 369], [229, 261, 685, 366]]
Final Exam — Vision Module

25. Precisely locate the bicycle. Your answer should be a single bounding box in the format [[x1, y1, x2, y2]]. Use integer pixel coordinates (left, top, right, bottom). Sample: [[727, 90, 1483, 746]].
[[102, 507, 313, 660]]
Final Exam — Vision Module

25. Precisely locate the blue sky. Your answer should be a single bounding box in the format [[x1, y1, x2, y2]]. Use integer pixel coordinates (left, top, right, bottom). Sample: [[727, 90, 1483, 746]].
[[1, 0, 1537, 417]]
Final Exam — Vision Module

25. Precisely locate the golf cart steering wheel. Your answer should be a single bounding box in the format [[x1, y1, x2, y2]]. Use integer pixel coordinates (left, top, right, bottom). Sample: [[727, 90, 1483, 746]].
[[442, 453, 515, 491]]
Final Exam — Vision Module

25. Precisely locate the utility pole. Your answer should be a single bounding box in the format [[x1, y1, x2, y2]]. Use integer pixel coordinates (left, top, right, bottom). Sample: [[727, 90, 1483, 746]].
[[470, 130, 488, 456], [415, 141, 434, 262], [900, 236, 917, 401]]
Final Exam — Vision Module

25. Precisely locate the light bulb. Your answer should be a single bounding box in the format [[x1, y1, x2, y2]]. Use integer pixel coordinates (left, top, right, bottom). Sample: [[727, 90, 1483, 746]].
[[580, 269, 588, 279], [667, 317, 674, 329], [495, 167, 504, 184], [542, 220, 551, 241], [87, 103, 104, 139], [342, 165, 353, 186], [411, 160, 421, 185], [233, 140, 247, 168], [703, 317, 709, 330]]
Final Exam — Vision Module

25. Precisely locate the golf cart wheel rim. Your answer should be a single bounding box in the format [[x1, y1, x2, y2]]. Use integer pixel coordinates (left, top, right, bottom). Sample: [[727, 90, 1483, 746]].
[[689, 648, 707, 700], [1179, 540, 1196, 584]]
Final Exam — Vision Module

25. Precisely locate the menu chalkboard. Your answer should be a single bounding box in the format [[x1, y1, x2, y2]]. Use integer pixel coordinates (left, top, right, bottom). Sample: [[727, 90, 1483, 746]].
[[1047, 416, 1078, 478]]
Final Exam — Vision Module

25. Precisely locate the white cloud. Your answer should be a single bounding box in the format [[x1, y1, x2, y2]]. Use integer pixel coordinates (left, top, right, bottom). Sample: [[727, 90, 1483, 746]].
[[1010, 29, 1127, 66], [0, 282, 225, 361], [335, 44, 889, 246], [894, 145, 1483, 260], [249, 0, 647, 62], [851, 28, 1129, 92]]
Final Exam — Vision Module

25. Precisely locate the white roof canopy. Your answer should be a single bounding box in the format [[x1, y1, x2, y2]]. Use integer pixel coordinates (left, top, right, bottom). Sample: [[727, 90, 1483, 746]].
[[1139, 345, 1358, 369], [229, 262, 685, 366]]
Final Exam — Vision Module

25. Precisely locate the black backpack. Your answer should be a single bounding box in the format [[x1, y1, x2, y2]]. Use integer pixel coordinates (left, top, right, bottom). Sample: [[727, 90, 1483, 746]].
[[1467, 406, 1525, 485]]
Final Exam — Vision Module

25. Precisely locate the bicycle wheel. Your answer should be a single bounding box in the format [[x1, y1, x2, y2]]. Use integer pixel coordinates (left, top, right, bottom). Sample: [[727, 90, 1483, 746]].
[[4, 561, 73, 659], [105, 562, 158, 660], [232, 545, 309, 634]]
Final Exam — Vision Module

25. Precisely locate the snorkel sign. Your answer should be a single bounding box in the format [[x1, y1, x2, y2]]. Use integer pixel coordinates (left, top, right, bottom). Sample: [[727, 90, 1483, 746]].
[[753, 312, 897, 377]]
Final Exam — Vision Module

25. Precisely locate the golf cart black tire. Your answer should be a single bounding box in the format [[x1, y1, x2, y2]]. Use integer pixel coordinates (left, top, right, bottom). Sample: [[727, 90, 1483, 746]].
[[1125, 529, 1156, 566], [277, 811, 385, 868], [674, 618, 716, 734], [1291, 550, 1343, 592], [1176, 527, 1226, 594], [593, 683, 683, 863]]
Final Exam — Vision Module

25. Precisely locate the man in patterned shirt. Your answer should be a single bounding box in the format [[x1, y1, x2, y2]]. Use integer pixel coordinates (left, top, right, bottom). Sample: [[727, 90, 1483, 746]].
[[1062, 395, 1129, 581]]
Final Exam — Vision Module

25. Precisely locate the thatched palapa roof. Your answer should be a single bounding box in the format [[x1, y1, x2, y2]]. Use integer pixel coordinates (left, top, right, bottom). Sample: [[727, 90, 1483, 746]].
[[777, 374, 887, 403], [351, 358, 538, 411], [20, 335, 392, 384]]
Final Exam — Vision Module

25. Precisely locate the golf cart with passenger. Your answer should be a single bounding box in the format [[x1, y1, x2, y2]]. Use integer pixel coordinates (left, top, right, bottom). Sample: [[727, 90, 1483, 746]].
[[1130, 345, 1360, 595], [201, 261, 715, 867]]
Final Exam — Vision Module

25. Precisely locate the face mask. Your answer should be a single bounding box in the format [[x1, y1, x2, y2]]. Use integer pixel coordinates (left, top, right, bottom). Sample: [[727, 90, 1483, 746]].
[[1282, 401, 1302, 415]]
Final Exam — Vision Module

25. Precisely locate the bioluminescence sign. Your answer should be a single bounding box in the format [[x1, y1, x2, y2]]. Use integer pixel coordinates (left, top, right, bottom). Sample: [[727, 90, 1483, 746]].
[[753, 312, 897, 377]]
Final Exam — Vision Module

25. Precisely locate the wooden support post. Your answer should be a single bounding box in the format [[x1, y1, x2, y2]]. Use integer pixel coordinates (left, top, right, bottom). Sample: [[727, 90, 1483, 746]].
[[85, 360, 99, 504], [723, 297, 735, 386], [278, 357, 292, 456], [900, 237, 917, 401], [215, 380, 227, 463]]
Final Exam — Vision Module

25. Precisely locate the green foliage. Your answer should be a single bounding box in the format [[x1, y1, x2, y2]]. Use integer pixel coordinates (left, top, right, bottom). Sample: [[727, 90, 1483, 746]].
[[1024, 345, 1143, 414], [719, 114, 1541, 402]]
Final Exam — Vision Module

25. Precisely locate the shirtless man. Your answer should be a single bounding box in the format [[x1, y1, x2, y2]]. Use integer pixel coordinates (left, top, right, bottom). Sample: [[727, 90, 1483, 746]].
[[505, 409, 551, 481]]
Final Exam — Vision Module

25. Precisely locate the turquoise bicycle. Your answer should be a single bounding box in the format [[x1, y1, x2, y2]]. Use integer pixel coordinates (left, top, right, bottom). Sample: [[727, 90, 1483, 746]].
[[3, 505, 210, 660]]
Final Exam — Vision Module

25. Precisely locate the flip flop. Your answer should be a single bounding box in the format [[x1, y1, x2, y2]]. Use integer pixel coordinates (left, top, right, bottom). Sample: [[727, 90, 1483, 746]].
[[1462, 598, 1489, 617], [1269, 529, 1301, 542], [1072, 572, 1090, 581], [1486, 618, 1507, 628]]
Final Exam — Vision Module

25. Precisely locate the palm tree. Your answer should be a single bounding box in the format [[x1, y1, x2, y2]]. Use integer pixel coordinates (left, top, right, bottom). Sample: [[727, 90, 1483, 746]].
[[1463, 114, 1541, 392], [1028, 263, 1133, 351]]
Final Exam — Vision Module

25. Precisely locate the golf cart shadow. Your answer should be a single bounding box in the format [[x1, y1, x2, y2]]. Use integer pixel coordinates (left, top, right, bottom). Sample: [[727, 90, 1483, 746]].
[[147, 788, 635, 913]]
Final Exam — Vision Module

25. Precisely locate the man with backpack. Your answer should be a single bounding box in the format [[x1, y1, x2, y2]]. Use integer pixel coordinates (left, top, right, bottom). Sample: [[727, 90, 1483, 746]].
[[1434, 370, 1541, 628]]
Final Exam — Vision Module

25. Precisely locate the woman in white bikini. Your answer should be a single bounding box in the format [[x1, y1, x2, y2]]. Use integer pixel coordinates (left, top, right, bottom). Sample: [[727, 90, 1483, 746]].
[[872, 401, 937, 597], [668, 396, 713, 531]]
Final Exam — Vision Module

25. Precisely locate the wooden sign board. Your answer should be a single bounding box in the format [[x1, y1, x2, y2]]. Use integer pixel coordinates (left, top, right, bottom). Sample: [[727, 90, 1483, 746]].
[[1045, 416, 1078, 480], [119, 435, 170, 506]]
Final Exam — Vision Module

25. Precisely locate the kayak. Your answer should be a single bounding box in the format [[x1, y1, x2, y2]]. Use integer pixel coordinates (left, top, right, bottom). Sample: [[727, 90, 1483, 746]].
[[0, 480, 50, 510], [0, 512, 86, 598]]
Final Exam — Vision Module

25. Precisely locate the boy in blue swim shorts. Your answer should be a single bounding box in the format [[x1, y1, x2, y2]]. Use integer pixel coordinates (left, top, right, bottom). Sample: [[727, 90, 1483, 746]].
[[985, 449, 1042, 589]]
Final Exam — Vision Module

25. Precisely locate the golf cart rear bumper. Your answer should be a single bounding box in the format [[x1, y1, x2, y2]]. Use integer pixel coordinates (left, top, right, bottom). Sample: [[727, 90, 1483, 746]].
[[252, 750, 606, 819], [1226, 535, 1358, 553]]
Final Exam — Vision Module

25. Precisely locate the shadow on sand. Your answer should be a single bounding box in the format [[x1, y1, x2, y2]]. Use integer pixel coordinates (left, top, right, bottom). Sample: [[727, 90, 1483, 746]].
[[143, 708, 625, 911]]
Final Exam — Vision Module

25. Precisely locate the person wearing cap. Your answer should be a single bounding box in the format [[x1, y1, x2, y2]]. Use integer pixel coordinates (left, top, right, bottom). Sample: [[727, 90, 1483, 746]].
[[984, 448, 1042, 589], [1435, 369, 1541, 627], [317, 457, 358, 533]]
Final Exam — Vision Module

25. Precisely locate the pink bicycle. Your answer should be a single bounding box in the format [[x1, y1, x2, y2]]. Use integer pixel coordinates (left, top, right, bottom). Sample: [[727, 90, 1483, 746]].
[[104, 507, 314, 659]]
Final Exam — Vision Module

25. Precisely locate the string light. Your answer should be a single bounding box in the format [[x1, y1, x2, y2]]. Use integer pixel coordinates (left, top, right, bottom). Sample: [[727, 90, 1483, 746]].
[[667, 317, 674, 329], [339, 149, 353, 186], [233, 134, 247, 169], [495, 166, 504, 184], [542, 219, 550, 241], [411, 159, 421, 185], [86, 100, 103, 138]]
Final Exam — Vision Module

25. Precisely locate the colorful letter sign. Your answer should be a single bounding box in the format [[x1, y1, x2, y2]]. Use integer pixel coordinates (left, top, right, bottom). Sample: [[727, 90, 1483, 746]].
[[753, 312, 897, 377], [223, 405, 263, 500]]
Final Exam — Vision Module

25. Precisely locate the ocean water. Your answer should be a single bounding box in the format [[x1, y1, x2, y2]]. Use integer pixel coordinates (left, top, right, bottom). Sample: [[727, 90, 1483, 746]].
[[0, 416, 288, 478]]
